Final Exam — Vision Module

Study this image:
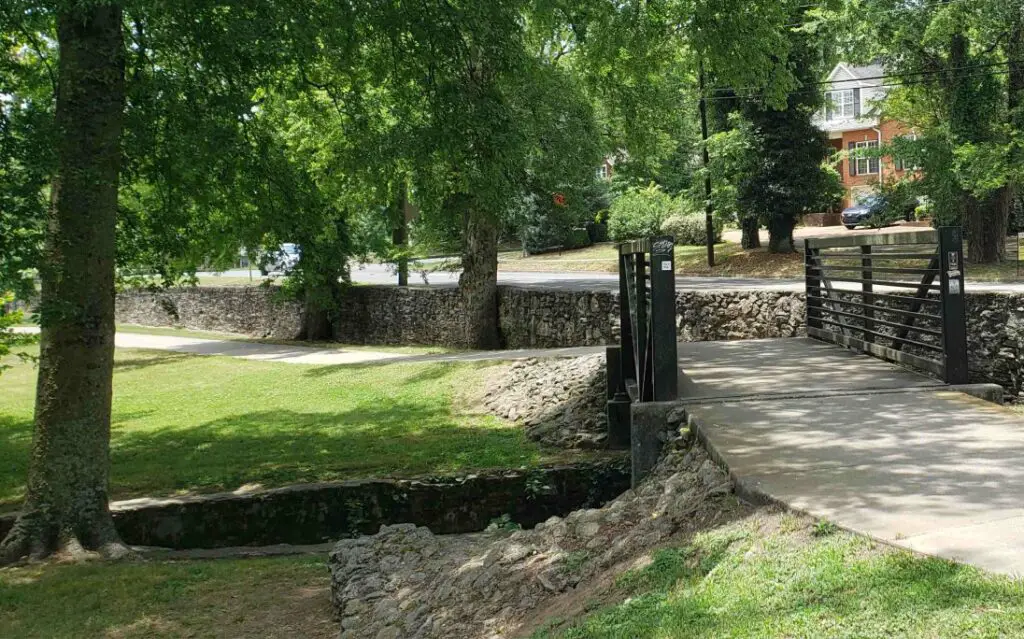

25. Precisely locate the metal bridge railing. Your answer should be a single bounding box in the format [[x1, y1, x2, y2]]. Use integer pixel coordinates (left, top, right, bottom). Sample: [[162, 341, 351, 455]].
[[804, 227, 968, 384], [607, 236, 678, 448]]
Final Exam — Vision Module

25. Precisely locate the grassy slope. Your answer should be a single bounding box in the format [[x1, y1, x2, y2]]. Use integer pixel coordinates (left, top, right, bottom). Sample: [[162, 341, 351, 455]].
[[535, 511, 1024, 638], [0, 347, 574, 510], [0, 555, 333, 639]]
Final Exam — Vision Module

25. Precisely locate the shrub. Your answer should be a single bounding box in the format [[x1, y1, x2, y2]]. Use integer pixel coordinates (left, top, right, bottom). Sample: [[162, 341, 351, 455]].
[[564, 227, 592, 249], [661, 213, 723, 246], [607, 184, 679, 241]]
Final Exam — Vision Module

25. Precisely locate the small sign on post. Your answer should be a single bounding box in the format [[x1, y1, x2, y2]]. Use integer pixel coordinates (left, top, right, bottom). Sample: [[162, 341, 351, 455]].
[[938, 227, 968, 384]]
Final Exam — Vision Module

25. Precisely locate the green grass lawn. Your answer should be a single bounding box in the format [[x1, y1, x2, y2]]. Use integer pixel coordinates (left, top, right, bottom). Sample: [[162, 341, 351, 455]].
[[535, 511, 1024, 638], [0, 555, 334, 638], [0, 347, 576, 510]]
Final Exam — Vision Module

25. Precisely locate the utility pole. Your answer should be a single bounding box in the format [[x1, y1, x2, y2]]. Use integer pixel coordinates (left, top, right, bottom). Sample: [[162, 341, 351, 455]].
[[698, 60, 715, 267]]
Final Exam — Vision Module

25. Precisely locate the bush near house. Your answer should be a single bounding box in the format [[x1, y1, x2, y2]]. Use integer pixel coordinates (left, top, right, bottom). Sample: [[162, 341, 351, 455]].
[[660, 213, 723, 246], [607, 184, 682, 242]]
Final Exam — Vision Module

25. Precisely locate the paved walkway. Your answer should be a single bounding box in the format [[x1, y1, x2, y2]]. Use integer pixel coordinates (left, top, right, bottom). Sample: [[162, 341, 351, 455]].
[[680, 338, 1024, 576], [11, 327, 603, 366]]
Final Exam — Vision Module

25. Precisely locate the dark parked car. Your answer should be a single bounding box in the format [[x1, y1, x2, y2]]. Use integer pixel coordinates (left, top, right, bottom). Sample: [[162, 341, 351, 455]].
[[841, 196, 884, 230], [841, 194, 918, 230]]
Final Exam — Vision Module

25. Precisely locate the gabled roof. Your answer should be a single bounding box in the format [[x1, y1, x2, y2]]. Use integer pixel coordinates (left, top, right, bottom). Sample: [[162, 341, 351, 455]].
[[825, 62, 885, 89]]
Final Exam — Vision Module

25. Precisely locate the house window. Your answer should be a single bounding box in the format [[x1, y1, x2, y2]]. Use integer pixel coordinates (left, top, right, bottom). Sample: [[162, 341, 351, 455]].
[[855, 140, 879, 175], [828, 89, 856, 119], [596, 164, 611, 180], [895, 134, 919, 171]]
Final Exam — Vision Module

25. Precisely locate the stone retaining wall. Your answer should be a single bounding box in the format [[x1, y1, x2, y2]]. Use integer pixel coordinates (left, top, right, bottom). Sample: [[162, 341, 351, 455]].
[[0, 459, 630, 549], [115, 284, 1024, 396], [116, 286, 304, 339]]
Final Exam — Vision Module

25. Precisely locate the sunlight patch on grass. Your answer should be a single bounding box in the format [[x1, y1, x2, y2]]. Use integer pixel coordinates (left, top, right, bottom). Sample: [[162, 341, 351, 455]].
[[536, 513, 1024, 638], [0, 347, 583, 509]]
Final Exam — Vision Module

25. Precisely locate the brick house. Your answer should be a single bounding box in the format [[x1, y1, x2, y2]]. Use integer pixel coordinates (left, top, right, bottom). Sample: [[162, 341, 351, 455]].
[[814, 62, 917, 209]]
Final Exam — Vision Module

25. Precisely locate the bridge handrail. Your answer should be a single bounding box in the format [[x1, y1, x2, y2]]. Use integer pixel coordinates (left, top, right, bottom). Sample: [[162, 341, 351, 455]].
[[804, 227, 967, 384]]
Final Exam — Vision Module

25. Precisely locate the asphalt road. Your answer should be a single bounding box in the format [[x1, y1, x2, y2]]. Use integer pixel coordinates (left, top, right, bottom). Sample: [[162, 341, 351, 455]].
[[205, 263, 1024, 293]]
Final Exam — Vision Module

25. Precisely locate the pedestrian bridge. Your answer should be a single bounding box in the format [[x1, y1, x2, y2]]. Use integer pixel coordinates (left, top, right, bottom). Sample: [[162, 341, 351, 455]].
[[674, 336, 1024, 576]]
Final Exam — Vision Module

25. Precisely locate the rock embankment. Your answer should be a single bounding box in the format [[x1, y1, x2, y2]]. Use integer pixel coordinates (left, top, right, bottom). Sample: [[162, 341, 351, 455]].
[[475, 355, 608, 449], [329, 422, 735, 639]]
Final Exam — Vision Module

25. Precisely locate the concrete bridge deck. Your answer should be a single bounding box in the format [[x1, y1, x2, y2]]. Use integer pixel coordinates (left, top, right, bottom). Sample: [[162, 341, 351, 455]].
[[679, 338, 1024, 576]]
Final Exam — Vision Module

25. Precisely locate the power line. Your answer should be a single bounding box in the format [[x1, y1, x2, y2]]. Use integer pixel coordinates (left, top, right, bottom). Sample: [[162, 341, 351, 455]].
[[782, 0, 969, 28]]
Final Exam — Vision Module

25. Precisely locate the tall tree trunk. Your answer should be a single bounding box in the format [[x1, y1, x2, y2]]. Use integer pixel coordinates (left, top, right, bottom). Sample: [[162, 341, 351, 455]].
[[301, 281, 338, 341], [740, 216, 761, 249], [392, 185, 409, 287], [965, 191, 1010, 264], [2, 5, 129, 563], [767, 215, 796, 253], [458, 206, 501, 349]]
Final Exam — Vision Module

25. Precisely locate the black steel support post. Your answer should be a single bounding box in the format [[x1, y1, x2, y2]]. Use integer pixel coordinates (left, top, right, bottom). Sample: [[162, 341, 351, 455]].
[[805, 245, 822, 330], [633, 253, 650, 401], [861, 245, 874, 342], [938, 227, 968, 384], [605, 346, 631, 449], [618, 252, 635, 387], [649, 236, 678, 401]]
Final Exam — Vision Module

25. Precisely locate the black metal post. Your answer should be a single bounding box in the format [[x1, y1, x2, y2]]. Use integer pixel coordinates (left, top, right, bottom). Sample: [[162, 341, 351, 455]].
[[698, 61, 715, 268], [618, 252, 635, 388], [805, 244, 822, 330], [861, 245, 874, 343], [649, 236, 678, 401], [633, 252, 650, 401], [938, 227, 968, 384], [605, 346, 631, 449]]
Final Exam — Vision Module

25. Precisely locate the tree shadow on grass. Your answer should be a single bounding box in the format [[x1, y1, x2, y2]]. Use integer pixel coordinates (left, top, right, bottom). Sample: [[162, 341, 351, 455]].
[[300, 359, 499, 382], [113, 351, 194, 373], [102, 402, 548, 502]]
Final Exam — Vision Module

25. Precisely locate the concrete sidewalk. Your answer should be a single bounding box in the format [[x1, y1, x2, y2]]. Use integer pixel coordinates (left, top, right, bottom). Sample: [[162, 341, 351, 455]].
[[10, 327, 604, 366], [679, 338, 1024, 576]]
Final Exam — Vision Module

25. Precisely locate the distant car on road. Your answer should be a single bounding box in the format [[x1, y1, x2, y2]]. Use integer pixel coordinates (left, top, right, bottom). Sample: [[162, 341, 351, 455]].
[[259, 243, 300, 275], [840, 196, 883, 230], [841, 194, 918, 230]]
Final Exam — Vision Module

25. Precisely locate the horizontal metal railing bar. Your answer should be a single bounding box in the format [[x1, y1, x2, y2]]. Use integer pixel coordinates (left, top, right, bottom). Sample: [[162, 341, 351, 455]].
[[815, 249, 937, 260], [807, 274, 942, 290], [807, 306, 943, 337], [811, 289, 942, 307], [815, 252, 938, 260], [805, 295, 942, 320], [806, 229, 939, 250], [809, 265, 939, 276], [807, 326, 944, 376], [812, 317, 943, 352], [806, 305, 942, 337], [618, 238, 652, 255]]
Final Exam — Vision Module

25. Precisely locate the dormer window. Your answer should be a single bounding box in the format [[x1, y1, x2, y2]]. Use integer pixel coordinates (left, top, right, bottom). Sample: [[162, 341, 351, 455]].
[[826, 88, 860, 120]]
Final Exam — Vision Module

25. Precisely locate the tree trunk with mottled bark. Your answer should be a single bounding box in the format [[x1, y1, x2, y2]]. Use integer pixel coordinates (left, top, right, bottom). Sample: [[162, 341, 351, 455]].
[[1, 5, 129, 564], [767, 215, 796, 253], [740, 216, 761, 249], [965, 191, 1010, 264], [458, 207, 501, 349]]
